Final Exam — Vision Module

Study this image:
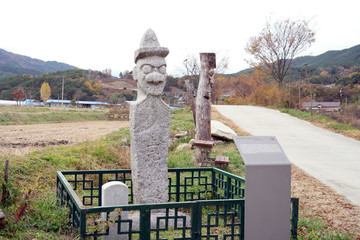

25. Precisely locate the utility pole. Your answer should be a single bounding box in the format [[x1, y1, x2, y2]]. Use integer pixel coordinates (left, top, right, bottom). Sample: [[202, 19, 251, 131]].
[[305, 64, 313, 116], [297, 78, 301, 109], [345, 97, 348, 108], [61, 76, 64, 107], [288, 68, 291, 108]]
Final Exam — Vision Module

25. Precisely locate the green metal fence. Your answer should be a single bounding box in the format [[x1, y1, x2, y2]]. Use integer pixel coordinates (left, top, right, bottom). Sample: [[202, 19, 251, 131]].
[[57, 168, 298, 239]]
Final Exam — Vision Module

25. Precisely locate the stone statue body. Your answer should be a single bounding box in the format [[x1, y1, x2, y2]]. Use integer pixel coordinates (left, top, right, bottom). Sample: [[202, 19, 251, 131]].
[[130, 29, 170, 204]]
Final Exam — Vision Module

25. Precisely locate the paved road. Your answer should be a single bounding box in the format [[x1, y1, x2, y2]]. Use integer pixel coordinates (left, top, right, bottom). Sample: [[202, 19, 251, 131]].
[[215, 105, 360, 206]]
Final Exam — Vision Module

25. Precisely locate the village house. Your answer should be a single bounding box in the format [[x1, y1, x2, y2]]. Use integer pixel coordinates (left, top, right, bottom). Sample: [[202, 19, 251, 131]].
[[302, 101, 341, 111]]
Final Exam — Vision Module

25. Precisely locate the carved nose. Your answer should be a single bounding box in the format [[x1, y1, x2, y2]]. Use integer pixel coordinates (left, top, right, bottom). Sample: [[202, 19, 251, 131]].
[[147, 74, 163, 84]]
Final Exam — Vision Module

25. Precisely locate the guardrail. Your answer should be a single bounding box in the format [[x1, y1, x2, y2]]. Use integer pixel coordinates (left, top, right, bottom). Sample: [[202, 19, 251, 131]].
[[57, 168, 298, 239]]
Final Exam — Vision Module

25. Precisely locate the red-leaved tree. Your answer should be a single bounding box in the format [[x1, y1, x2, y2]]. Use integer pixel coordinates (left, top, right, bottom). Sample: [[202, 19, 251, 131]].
[[12, 89, 26, 106]]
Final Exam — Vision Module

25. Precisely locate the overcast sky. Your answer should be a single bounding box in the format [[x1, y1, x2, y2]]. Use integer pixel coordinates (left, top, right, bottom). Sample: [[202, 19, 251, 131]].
[[1, 0, 360, 77]]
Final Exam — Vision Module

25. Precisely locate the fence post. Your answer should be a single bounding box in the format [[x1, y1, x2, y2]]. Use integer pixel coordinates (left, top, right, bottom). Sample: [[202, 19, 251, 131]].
[[140, 209, 151, 239], [211, 170, 216, 199], [56, 176, 63, 206], [98, 173, 103, 206], [80, 210, 86, 239], [240, 201, 245, 240], [191, 202, 201, 240], [176, 171, 180, 202], [195, 53, 216, 164], [226, 177, 232, 199], [291, 198, 299, 239]]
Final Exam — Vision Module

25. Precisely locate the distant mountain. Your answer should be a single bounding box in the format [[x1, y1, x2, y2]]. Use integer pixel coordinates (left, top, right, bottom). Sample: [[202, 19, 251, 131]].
[[230, 44, 360, 76], [0, 48, 77, 79], [292, 44, 360, 68]]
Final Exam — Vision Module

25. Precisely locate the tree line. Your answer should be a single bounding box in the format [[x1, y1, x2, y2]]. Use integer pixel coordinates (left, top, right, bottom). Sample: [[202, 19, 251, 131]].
[[0, 69, 105, 102]]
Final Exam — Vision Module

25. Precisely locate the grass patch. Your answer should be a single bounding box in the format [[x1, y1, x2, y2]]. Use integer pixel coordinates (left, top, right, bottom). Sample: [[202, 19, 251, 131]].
[[0, 107, 356, 239], [210, 142, 245, 178], [297, 218, 354, 240], [281, 108, 360, 140], [0, 107, 196, 239], [0, 106, 109, 125], [170, 108, 195, 135], [0, 126, 134, 238]]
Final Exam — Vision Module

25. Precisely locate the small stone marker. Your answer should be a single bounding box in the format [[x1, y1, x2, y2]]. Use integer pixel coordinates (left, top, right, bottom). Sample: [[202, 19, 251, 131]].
[[130, 29, 170, 204], [234, 136, 291, 240], [101, 181, 128, 240]]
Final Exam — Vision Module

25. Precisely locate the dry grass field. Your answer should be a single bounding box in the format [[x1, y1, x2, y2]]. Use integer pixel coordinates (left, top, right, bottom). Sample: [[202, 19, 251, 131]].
[[0, 121, 129, 156]]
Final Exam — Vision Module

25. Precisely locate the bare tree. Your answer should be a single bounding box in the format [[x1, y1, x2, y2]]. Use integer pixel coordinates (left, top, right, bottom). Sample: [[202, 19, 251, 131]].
[[245, 18, 315, 88], [102, 68, 112, 78], [182, 53, 229, 80], [182, 53, 229, 123]]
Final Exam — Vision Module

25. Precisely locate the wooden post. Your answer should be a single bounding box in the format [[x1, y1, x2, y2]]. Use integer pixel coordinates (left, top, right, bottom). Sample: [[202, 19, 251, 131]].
[[185, 79, 196, 126], [195, 53, 216, 164]]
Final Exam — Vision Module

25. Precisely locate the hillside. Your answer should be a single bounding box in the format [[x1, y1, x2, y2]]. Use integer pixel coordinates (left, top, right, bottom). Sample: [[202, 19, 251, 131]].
[[0, 48, 77, 79], [98, 77, 137, 95], [292, 44, 360, 68]]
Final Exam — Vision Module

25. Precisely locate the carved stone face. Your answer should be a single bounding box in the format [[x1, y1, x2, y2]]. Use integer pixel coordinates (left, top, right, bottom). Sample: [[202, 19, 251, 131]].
[[134, 55, 167, 100]]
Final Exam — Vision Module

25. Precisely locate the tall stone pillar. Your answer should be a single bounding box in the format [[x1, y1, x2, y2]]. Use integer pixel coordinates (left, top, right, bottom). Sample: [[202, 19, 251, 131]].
[[130, 29, 170, 204]]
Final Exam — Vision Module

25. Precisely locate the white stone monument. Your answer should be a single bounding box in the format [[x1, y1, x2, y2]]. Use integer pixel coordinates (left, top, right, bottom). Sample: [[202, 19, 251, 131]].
[[101, 181, 129, 240], [130, 29, 170, 204]]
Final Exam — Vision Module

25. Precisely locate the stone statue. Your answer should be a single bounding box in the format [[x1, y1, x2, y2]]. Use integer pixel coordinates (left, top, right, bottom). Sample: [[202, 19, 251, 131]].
[[130, 29, 170, 204]]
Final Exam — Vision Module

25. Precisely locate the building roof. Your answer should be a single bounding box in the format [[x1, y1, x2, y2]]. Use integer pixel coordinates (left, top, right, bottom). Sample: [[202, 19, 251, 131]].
[[25, 99, 108, 105], [302, 101, 341, 108]]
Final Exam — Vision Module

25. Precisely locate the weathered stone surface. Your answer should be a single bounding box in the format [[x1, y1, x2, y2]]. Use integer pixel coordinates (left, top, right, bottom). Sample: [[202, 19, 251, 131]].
[[130, 97, 170, 204], [101, 181, 128, 240], [130, 29, 170, 204], [189, 138, 196, 146], [176, 143, 192, 151], [175, 131, 188, 138], [211, 120, 237, 141], [0, 209, 7, 229]]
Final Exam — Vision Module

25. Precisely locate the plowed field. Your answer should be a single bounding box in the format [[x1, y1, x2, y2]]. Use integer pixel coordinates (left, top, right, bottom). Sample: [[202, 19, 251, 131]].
[[0, 121, 129, 156]]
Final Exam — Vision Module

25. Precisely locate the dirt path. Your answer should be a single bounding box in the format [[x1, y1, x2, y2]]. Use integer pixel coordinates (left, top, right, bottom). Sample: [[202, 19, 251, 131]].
[[0, 121, 129, 156]]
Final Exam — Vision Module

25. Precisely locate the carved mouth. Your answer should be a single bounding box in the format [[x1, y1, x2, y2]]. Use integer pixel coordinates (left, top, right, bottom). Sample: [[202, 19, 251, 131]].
[[147, 80, 164, 86]]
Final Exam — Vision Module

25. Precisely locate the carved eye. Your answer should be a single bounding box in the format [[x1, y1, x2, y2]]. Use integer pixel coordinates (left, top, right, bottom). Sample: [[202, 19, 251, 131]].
[[142, 65, 152, 74], [159, 65, 166, 74]]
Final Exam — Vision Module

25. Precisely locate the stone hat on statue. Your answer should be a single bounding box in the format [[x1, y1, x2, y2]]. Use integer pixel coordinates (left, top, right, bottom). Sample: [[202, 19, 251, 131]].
[[134, 29, 169, 63]]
